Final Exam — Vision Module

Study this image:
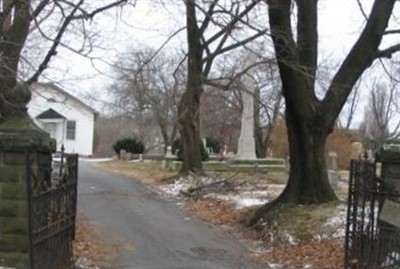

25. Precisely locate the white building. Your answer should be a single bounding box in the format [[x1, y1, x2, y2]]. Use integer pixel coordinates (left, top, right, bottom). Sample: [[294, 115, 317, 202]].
[[28, 83, 98, 156]]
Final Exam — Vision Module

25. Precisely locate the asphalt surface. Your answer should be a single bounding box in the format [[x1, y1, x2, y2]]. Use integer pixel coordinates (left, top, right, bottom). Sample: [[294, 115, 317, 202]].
[[77, 161, 266, 269]]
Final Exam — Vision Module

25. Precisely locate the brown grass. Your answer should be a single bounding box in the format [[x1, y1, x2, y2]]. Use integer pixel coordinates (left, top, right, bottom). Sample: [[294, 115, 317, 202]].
[[96, 160, 178, 185]]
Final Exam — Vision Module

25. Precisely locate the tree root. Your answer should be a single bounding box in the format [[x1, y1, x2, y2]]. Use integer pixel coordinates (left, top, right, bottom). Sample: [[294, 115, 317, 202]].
[[246, 194, 286, 226]]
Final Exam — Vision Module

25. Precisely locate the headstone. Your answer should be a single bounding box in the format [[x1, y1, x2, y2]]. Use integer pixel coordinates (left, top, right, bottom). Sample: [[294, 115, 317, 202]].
[[327, 151, 338, 170], [162, 146, 177, 170], [328, 170, 339, 189], [139, 153, 143, 162], [351, 142, 363, 159], [120, 149, 127, 160], [222, 145, 228, 157], [165, 146, 174, 158], [327, 151, 339, 189], [236, 55, 257, 160], [126, 152, 132, 161], [366, 149, 374, 161]]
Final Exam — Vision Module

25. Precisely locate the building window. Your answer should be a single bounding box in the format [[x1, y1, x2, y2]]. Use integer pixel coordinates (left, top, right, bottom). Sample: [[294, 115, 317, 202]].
[[66, 121, 76, 140]]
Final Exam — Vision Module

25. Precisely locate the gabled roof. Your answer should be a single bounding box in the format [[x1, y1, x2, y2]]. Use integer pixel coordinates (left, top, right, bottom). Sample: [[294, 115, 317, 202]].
[[31, 82, 99, 116], [36, 108, 66, 119]]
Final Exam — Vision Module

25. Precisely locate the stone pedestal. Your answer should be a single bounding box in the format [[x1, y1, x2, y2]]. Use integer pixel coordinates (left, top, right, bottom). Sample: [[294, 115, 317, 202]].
[[0, 115, 54, 269], [162, 146, 177, 170]]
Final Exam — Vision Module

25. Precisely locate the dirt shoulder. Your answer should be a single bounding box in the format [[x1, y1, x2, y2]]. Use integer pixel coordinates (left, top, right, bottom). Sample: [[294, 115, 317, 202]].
[[96, 160, 348, 269]]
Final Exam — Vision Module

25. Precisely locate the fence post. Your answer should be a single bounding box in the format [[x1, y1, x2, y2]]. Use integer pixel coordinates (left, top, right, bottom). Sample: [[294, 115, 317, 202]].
[[0, 114, 55, 269]]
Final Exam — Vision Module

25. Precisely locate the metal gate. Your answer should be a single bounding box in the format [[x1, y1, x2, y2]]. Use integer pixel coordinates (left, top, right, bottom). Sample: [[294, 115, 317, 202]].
[[345, 159, 400, 269], [27, 148, 78, 269]]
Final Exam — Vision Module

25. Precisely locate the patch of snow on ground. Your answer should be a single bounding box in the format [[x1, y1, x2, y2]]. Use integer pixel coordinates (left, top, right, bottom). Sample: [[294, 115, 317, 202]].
[[80, 158, 114, 163], [74, 258, 100, 269], [209, 192, 268, 209], [322, 203, 347, 238], [159, 178, 189, 196], [236, 198, 268, 208]]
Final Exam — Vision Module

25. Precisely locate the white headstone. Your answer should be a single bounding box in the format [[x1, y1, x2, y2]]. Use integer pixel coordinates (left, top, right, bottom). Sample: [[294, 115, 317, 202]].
[[165, 146, 174, 158], [236, 55, 257, 160], [351, 142, 363, 159]]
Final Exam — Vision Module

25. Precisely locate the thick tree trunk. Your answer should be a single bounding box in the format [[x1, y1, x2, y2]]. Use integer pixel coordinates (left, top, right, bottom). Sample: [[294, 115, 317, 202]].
[[178, 90, 203, 174], [248, 105, 338, 225], [280, 108, 337, 204]]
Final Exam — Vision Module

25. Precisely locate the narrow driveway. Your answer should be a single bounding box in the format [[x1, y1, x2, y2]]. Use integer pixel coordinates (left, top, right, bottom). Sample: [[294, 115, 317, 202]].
[[78, 161, 264, 269]]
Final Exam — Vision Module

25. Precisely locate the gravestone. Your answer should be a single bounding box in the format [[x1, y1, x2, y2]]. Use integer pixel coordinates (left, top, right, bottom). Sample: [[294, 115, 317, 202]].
[[376, 141, 400, 258], [165, 146, 174, 158], [120, 149, 127, 160], [351, 142, 363, 159], [236, 55, 257, 160], [327, 151, 339, 189], [162, 146, 177, 170]]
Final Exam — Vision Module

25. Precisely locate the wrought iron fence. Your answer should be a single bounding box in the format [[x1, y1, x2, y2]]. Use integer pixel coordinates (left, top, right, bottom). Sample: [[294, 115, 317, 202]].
[[345, 159, 400, 269], [27, 147, 78, 269]]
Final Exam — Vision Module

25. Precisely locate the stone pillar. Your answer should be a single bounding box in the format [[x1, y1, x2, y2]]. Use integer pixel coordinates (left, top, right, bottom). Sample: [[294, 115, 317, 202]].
[[236, 56, 257, 160], [0, 85, 55, 268]]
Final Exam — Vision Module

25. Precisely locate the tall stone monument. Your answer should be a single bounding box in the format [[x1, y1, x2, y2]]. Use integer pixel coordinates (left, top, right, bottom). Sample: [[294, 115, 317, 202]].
[[236, 56, 257, 160]]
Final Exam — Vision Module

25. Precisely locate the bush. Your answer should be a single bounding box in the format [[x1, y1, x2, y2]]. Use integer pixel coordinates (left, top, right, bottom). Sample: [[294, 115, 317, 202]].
[[113, 138, 145, 156], [205, 137, 222, 154], [171, 138, 209, 161]]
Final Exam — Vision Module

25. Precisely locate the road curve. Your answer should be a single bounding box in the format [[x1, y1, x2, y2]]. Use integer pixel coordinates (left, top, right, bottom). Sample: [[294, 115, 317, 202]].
[[77, 161, 265, 269]]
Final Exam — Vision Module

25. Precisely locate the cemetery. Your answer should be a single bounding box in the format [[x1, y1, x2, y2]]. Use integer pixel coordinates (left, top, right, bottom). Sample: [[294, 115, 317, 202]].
[[2, 0, 400, 268]]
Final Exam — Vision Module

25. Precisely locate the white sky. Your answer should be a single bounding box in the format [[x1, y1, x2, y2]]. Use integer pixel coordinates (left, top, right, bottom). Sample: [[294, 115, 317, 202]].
[[38, 0, 399, 127]]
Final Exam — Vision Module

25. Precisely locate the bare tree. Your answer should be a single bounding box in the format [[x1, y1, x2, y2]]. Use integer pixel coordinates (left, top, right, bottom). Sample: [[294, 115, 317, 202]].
[[179, 0, 267, 173], [109, 48, 184, 151], [254, 60, 283, 158], [0, 0, 129, 120], [360, 81, 400, 150], [201, 85, 242, 152], [249, 0, 400, 224]]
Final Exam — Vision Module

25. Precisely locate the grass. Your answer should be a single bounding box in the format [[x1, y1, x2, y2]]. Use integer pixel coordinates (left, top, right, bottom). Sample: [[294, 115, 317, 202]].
[[96, 160, 178, 185]]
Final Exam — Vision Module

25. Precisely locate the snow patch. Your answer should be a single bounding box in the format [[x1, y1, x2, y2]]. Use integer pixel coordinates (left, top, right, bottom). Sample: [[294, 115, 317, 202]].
[[236, 198, 268, 208], [80, 158, 114, 163], [321, 204, 347, 238], [159, 178, 189, 196], [74, 258, 100, 269]]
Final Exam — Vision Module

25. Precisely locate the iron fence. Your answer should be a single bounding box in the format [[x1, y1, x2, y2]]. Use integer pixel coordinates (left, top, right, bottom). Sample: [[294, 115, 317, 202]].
[[27, 147, 78, 269], [345, 159, 400, 269]]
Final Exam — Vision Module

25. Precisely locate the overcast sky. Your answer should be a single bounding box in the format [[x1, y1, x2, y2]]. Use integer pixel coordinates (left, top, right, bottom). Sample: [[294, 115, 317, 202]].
[[38, 0, 399, 127]]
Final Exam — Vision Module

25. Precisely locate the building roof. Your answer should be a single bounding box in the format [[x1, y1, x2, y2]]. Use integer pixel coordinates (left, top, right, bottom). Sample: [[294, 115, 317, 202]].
[[31, 82, 99, 116], [36, 108, 66, 119]]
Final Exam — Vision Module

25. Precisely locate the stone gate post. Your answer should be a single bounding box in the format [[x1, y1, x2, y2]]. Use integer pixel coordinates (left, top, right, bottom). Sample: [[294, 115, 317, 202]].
[[0, 85, 54, 269]]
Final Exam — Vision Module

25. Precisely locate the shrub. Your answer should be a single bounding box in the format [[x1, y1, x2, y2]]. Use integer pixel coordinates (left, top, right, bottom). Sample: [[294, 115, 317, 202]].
[[113, 138, 145, 156], [171, 138, 209, 161], [205, 137, 222, 154]]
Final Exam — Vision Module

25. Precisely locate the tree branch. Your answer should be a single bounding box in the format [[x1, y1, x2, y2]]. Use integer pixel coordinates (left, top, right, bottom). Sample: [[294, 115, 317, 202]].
[[27, 0, 85, 84], [322, 0, 397, 126], [374, 44, 400, 59]]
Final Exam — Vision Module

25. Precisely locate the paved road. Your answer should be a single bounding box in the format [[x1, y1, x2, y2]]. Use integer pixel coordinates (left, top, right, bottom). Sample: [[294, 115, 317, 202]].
[[77, 161, 265, 269]]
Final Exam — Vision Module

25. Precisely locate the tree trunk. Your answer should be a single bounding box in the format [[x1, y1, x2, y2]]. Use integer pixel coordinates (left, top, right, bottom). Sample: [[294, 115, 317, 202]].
[[177, 0, 204, 174], [178, 91, 203, 174], [280, 107, 337, 204], [248, 105, 337, 225]]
